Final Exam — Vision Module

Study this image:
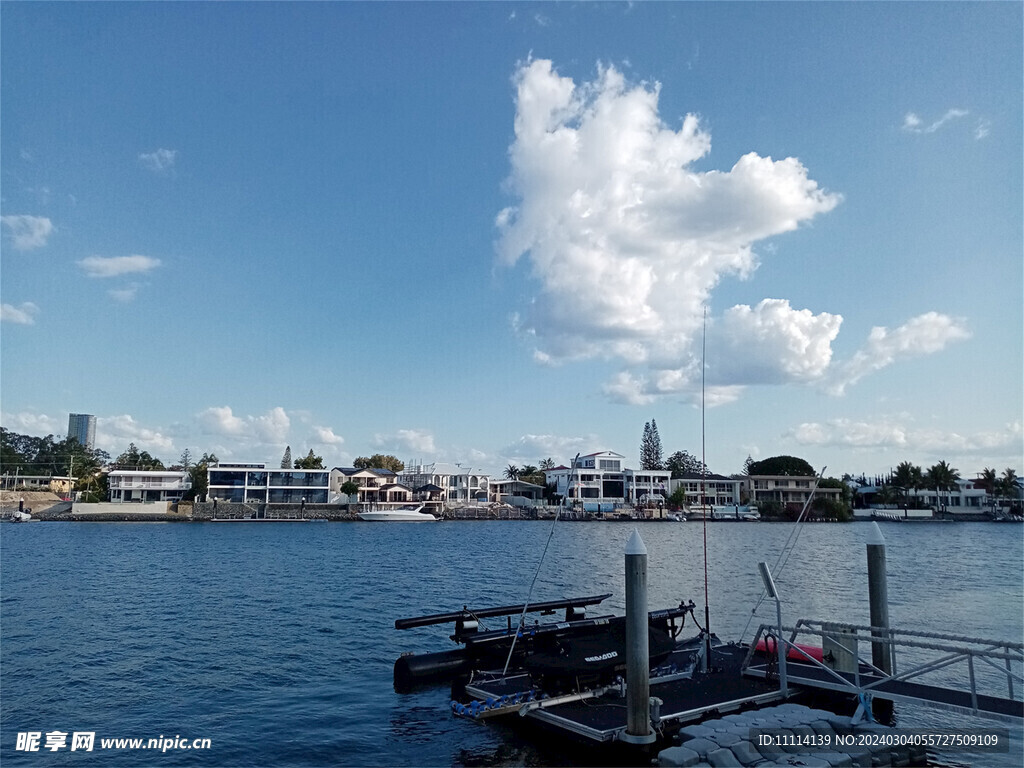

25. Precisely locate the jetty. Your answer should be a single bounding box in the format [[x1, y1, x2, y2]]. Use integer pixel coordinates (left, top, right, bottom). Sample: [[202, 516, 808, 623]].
[[395, 523, 1022, 765]]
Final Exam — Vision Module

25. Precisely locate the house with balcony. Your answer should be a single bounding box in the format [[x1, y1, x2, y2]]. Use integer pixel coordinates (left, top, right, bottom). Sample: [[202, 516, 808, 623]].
[[207, 463, 329, 504], [108, 469, 191, 503], [544, 451, 671, 512], [398, 462, 489, 505], [670, 472, 743, 507], [330, 467, 413, 504], [744, 474, 842, 509]]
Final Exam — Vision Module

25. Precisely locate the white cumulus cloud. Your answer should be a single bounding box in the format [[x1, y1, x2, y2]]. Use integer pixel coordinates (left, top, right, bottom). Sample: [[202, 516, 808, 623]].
[[1, 302, 40, 325], [787, 418, 1022, 468], [374, 428, 436, 455], [826, 312, 971, 395], [78, 255, 162, 278], [1, 410, 62, 436], [197, 405, 291, 449], [2, 214, 53, 250], [139, 148, 178, 172], [311, 426, 344, 445], [496, 59, 841, 396], [99, 414, 176, 455]]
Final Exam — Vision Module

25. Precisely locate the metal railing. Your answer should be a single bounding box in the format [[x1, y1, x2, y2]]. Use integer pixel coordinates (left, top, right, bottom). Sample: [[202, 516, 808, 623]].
[[744, 619, 1023, 722]]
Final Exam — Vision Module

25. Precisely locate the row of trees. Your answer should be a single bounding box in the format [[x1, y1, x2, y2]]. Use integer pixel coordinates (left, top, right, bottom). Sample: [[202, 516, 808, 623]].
[[872, 461, 1020, 509]]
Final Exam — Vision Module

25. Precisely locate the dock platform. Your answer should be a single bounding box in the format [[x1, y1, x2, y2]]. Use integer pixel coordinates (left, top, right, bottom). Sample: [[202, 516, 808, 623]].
[[464, 643, 784, 743]]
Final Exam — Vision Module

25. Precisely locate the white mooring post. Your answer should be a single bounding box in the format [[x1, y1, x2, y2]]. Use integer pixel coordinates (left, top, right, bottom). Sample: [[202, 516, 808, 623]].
[[866, 522, 893, 676], [622, 528, 656, 744]]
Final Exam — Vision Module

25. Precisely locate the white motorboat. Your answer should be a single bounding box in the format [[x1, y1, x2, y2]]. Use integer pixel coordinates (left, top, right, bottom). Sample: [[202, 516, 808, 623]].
[[357, 504, 437, 522]]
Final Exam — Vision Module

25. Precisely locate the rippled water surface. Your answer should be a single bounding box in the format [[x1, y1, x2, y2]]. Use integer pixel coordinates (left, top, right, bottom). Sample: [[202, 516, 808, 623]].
[[1, 521, 1021, 766]]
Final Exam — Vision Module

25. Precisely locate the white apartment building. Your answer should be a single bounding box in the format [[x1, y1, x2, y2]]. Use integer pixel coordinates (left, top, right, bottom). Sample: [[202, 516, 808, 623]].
[[670, 473, 743, 507], [108, 470, 191, 503], [744, 475, 843, 507], [206, 463, 329, 504]]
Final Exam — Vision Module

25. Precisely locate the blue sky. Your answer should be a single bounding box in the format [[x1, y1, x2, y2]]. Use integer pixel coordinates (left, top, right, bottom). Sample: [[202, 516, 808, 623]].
[[2, 2, 1021, 480]]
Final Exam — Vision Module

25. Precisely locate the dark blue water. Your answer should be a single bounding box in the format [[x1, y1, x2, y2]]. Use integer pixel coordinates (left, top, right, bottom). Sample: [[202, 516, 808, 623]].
[[2, 521, 1021, 766]]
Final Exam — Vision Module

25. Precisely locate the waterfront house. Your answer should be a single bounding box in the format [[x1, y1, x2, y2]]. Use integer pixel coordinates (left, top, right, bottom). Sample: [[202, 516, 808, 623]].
[[670, 472, 743, 507], [398, 462, 490, 505], [544, 451, 672, 511], [489, 478, 545, 508], [744, 474, 842, 508], [207, 463, 329, 504], [108, 469, 191, 503]]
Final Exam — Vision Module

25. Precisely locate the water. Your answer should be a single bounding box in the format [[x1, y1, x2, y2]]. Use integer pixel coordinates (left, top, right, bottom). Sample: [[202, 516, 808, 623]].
[[1, 521, 1021, 766]]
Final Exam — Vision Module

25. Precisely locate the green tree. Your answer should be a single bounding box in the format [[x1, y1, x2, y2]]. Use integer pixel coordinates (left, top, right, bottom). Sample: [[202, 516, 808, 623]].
[[665, 450, 706, 478], [353, 454, 404, 472], [891, 461, 923, 508], [997, 468, 1020, 512], [339, 480, 360, 500], [748, 455, 815, 476], [113, 443, 165, 471], [184, 452, 219, 501], [503, 464, 520, 480], [743, 455, 755, 475], [294, 449, 324, 469], [640, 420, 664, 470], [281, 446, 293, 468], [924, 460, 960, 512], [539, 458, 555, 470]]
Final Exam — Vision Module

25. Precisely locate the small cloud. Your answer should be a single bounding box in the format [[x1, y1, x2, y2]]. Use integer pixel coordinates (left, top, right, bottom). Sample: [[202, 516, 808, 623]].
[[20, 148, 34, 162], [100, 414, 176, 455], [197, 405, 290, 445], [373, 428, 436, 455], [1, 302, 39, 325], [901, 108, 969, 134], [139, 148, 178, 172], [974, 119, 991, 140], [198, 406, 248, 436], [78, 255, 161, 278], [108, 285, 139, 303], [1, 214, 54, 250], [312, 426, 344, 445]]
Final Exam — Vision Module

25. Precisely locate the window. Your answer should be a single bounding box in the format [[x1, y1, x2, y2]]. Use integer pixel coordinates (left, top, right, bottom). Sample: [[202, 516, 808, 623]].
[[599, 460, 621, 470]]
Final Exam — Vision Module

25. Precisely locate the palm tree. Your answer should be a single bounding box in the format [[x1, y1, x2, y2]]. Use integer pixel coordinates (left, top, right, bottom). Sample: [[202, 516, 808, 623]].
[[891, 461, 923, 510], [978, 467, 998, 514], [998, 468, 1020, 513], [925, 460, 960, 513], [503, 464, 520, 480]]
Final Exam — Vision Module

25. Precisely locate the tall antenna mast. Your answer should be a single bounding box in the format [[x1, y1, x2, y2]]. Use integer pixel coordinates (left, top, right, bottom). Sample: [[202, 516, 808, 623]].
[[701, 307, 712, 671]]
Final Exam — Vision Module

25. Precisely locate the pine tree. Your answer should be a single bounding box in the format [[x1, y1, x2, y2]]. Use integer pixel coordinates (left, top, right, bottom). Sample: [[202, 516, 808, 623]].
[[640, 420, 664, 470], [281, 445, 292, 469]]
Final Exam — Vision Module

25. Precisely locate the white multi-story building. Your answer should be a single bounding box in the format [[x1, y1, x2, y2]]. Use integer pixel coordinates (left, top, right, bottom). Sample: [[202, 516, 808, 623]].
[[670, 473, 743, 507], [206, 463, 329, 504], [398, 462, 489, 504], [108, 470, 191, 503], [544, 451, 671, 510], [745, 475, 842, 507]]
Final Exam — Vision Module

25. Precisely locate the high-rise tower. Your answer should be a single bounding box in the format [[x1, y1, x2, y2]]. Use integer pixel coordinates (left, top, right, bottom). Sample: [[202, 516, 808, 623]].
[[68, 413, 96, 450]]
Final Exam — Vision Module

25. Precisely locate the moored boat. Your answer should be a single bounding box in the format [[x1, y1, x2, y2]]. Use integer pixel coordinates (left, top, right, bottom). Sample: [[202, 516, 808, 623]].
[[358, 504, 437, 522]]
